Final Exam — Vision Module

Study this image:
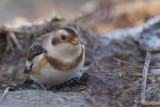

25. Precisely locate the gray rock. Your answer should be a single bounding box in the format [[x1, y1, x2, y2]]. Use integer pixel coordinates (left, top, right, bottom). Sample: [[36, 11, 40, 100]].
[[0, 90, 89, 107]]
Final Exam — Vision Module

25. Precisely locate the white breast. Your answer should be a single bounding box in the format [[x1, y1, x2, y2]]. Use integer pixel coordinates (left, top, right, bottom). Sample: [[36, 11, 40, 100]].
[[30, 45, 85, 87]]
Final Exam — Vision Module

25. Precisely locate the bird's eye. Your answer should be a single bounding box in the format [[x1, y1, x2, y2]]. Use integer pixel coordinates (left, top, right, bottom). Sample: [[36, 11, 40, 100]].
[[61, 35, 66, 40]]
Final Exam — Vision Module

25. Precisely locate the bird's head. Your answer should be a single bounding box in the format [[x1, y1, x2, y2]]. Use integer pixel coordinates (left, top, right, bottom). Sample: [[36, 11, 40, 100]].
[[52, 27, 80, 46], [47, 27, 83, 61]]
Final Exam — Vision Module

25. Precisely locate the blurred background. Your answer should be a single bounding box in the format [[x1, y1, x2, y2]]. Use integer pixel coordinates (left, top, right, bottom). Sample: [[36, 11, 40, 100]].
[[0, 0, 88, 24], [1, 0, 160, 33]]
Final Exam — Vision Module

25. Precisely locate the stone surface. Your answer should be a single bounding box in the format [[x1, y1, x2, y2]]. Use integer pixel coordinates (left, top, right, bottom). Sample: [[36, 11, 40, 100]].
[[0, 90, 89, 107]]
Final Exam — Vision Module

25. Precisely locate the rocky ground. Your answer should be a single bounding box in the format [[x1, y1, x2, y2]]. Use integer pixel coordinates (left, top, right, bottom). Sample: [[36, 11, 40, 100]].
[[0, 90, 89, 107], [1, 14, 160, 107]]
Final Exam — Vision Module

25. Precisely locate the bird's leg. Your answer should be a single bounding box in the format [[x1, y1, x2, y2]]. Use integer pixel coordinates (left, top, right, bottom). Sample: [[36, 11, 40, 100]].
[[40, 84, 47, 91], [73, 72, 88, 85], [40, 84, 52, 90]]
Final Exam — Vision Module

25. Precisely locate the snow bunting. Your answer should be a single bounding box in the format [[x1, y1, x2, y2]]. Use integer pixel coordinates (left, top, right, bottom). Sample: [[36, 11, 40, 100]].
[[24, 27, 85, 89]]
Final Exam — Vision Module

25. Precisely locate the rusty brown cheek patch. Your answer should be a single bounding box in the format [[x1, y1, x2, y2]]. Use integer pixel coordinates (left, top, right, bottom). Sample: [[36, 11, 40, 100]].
[[52, 37, 59, 45], [52, 34, 76, 46], [45, 48, 84, 71]]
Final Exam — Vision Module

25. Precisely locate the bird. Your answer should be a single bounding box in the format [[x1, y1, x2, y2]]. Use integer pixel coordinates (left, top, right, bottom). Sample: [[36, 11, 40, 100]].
[[24, 27, 85, 89]]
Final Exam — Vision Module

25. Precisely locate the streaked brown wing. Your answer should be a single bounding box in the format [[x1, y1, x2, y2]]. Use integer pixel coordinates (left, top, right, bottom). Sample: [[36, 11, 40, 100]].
[[27, 45, 48, 61], [24, 45, 47, 73]]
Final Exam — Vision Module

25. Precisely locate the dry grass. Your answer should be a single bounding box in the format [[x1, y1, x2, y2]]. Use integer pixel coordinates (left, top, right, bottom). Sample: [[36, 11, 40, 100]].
[[83, 0, 160, 33]]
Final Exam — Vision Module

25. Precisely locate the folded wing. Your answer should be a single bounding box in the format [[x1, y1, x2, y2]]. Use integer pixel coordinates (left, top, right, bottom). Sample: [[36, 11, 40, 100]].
[[24, 45, 48, 73]]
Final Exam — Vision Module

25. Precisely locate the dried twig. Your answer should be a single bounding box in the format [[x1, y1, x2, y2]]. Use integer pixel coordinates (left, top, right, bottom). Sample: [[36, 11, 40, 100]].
[[131, 72, 160, 77], [0, 87, 10, 103], [113, 57, 137, 66], [111, 57, 160, 69], [105, 65, 160, 69], [141, 49, 160, 106], [141, 102, 160, 106], [112, 70, 160, 77], [8, 32, 22, 50], [148, 49, 160, 54], [6, 34, 14, 53], [141, 50, 151, 102], [117, 100, 125, 107]]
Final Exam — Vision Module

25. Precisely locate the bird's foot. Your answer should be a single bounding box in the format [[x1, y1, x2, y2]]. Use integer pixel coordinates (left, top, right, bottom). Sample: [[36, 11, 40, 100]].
[[73, 72, 88, 85]]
